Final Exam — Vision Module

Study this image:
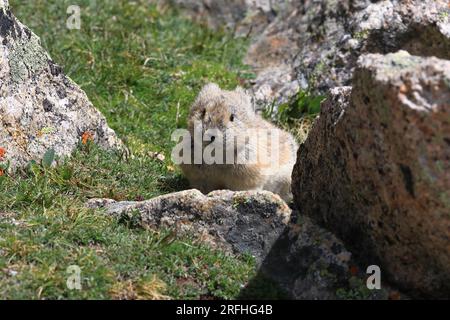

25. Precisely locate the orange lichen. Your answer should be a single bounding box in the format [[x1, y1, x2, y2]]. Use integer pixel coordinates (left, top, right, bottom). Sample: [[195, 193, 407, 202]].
[[81, 131, 94, 145], [0, 169, 4, 177], [349, 265, 359, 276], [0, 147, 6, 159], [388, 290, 401, 300], [399, 84, 408, 94]]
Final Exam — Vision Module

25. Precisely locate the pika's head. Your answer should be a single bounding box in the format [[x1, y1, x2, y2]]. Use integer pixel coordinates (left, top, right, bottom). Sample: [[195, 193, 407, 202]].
[[188, 83, 255, 137]]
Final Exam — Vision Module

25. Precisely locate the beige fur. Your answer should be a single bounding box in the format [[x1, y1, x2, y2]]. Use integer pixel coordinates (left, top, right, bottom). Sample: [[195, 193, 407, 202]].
[[180, 83, 298, 202]]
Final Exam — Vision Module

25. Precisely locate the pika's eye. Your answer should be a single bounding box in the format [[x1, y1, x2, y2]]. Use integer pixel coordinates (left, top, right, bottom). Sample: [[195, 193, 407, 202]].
[[229, 114, 235, 122]]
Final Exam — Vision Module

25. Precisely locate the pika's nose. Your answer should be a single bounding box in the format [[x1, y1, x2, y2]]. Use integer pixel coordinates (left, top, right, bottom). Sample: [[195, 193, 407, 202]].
[[210, 136, 215, 142]]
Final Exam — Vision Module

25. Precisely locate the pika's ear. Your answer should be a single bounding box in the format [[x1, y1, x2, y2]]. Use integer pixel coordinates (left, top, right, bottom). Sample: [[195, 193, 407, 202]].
[[197, 83, 220, 100], [234, 86, 252, 107], [191, 83, 220, 111]]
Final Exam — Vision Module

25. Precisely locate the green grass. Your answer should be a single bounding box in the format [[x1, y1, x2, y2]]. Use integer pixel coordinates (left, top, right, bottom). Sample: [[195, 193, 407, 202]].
[[264, 90, 325, 143], [0, 0, 259, 299]]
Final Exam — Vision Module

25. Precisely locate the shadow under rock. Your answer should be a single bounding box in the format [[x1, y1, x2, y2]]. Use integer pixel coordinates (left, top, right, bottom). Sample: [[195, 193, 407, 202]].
[[157, 172, 191, 193], [238, 213, 391, 300]]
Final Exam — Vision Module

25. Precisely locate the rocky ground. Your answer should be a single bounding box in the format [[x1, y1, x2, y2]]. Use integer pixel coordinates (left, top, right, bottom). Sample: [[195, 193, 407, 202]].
[[1, 0, 257, 299], [168, 0, 450, 106], [87, 189, 390, 299], [159, 0, 450, 299], [2, 0, 449, 299]]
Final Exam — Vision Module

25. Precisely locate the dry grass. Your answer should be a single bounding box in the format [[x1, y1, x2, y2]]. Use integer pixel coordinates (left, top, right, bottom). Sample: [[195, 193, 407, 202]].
[[110, 276, 171, 300]]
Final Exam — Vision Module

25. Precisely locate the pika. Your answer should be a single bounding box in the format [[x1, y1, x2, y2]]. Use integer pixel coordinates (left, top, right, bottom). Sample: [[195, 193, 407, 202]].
[[180, 83, 298, 202]]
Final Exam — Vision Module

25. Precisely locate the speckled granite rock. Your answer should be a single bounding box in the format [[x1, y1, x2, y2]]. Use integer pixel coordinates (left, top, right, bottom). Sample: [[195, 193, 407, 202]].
[[290, 0, 450, 94], [88, 189, 292, 262], [167, 0, 450, 108], [0, 1, 122, 170], [88, 189, 395, 299], [292, 51, 450, 298]]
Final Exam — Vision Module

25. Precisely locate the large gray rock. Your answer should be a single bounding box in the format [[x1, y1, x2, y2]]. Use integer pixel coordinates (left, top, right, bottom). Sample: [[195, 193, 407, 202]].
[[88, 189, 292, 262], [0, 1, 122, 170], [292, 51, 450, 298], [168, 0, 450, 107], [88, 189, 394, 299], [251, 0, 450, 107], [289, 0, 450, 93]]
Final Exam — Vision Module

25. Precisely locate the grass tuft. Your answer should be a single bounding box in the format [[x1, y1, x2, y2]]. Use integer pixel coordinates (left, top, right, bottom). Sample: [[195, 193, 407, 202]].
[[264, 90, 325, 143]]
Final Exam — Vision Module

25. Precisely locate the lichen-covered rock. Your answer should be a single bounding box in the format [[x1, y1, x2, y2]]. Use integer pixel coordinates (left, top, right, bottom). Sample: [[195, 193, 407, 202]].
[[88, 189, 291, 262], [251, 0, 450, 107], [168, 0, 450, 107], [292, 51, 450, 298], [88, 189, 396, 299], [0, 1, 122, 170]]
